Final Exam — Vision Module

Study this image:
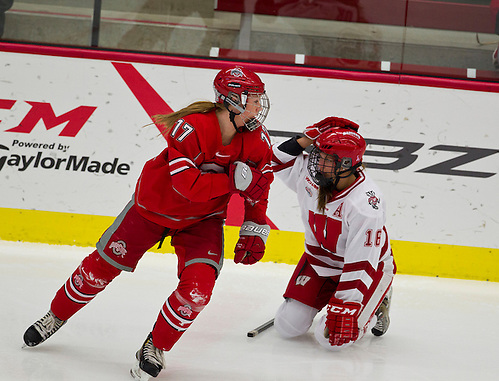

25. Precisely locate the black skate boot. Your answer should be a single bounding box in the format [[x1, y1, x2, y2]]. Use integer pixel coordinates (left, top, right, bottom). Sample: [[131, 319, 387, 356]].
[[372, 288, 392, 337], [130, 333, 165, 380], [23, 310, 66, 347]]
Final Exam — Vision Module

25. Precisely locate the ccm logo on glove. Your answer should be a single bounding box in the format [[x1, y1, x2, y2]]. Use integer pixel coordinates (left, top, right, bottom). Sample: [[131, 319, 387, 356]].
[[328, 305, 359, 315]]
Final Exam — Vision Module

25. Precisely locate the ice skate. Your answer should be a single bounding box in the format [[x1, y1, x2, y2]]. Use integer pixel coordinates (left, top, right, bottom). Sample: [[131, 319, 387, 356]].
[[130, 333, 165, 380], [371, 288, 392, 337], [23, 310, 66, 347]]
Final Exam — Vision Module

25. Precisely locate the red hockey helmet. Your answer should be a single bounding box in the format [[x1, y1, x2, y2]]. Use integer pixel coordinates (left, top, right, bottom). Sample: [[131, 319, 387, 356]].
[[308, 128, 366, 188], [214, 66, 270, 131]]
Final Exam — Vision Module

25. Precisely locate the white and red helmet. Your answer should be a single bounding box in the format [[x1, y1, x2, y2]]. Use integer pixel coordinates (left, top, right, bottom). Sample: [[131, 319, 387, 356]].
[[214, 66, 270, 131], [308, 128, 366, 188]]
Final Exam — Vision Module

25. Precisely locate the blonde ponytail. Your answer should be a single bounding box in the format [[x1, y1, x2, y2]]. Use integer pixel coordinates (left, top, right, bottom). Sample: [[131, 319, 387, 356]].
[[153, 101, 222, 136]]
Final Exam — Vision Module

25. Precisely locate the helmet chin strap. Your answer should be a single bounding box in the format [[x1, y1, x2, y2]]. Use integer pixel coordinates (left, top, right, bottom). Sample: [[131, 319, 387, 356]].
[[314, 172, 333, 188], [229, 110, 245, 132], [224, 98, 246, 132], [318, 163, 361, 191], [317, 174, 343, 194]]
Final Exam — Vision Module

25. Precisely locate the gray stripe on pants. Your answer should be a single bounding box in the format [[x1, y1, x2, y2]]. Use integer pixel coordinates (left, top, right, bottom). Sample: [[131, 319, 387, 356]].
[[96, 198, 135, 272]]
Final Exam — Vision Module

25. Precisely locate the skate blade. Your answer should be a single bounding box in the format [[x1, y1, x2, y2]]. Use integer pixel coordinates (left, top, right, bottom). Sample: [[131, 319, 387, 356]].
[[130, 361, 152, 381]]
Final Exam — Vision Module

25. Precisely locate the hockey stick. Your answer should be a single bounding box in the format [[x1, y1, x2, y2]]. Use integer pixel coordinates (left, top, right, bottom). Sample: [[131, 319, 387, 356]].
[[475, 33, 498, 46], [247, 318, 274, 337]]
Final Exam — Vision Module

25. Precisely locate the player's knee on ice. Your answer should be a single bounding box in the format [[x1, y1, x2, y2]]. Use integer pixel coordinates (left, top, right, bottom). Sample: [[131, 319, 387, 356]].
[[274, 298, 319, 338]]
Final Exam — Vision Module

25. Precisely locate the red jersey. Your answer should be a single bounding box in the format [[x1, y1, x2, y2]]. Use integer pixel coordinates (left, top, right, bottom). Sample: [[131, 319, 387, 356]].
[[135, 110, 273, 229]]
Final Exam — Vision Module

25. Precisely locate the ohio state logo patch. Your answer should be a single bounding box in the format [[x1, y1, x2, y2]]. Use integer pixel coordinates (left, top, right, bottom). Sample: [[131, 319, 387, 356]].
[[366, 191, 380, 210], [230, 68, 243, 77], [109, 240, 127, 257], [178, 304, 193, 318], [73, 273, 84, 288]]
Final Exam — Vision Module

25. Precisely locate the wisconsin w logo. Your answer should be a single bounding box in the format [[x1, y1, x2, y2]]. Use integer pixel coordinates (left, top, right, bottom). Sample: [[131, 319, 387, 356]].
[[295, 275, 311, 286]]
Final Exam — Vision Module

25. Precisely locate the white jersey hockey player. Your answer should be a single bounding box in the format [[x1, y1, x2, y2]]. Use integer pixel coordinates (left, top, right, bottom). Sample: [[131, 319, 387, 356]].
[[271, 117, 396, 350]]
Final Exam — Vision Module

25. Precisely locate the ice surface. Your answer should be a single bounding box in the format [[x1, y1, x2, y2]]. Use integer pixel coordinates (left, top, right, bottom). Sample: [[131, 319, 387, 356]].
[[1, 240, 498, 380]]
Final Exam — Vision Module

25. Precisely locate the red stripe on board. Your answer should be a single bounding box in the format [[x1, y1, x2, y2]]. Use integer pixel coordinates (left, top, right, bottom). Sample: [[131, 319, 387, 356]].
[[112, 61, 173, 134]]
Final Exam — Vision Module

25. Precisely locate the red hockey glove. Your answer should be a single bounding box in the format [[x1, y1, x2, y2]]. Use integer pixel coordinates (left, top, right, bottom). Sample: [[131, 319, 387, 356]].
[[234, 221, 270, 265], [303, 116, 360, 140], [229, 161, 269, 203], [325, 298, 362, 347]]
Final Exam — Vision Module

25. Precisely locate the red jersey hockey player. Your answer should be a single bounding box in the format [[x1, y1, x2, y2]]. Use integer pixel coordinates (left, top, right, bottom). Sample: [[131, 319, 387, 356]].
[[23, 66, 274, 380], [271, 117, 395, 350]]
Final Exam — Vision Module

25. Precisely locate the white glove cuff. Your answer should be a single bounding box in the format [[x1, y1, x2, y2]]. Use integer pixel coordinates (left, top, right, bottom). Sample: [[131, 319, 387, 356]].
[[239, 221, 270, 244]]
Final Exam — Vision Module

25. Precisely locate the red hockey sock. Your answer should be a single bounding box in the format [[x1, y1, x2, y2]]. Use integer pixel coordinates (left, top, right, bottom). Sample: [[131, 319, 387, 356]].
[[51, 250, 121, 321], [151, 263, 216, 351]]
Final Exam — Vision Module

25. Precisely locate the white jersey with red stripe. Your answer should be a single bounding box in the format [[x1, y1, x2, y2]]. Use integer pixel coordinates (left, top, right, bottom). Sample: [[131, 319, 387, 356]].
[[272, 143, 395, 304]]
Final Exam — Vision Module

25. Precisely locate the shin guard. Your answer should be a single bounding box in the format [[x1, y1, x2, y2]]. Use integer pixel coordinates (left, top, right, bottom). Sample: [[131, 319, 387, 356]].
[[51, 250, 121, 321], [151, 263, 216, 351]]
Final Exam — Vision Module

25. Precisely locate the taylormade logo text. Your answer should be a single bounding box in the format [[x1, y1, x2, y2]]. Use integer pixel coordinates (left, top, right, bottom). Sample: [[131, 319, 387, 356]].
[[0, 145, 130, 174]]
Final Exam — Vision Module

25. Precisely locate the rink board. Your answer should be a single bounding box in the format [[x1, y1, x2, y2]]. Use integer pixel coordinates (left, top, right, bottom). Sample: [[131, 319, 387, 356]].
[[0, 43, 498, 282], [1, 207, 498, 282]]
